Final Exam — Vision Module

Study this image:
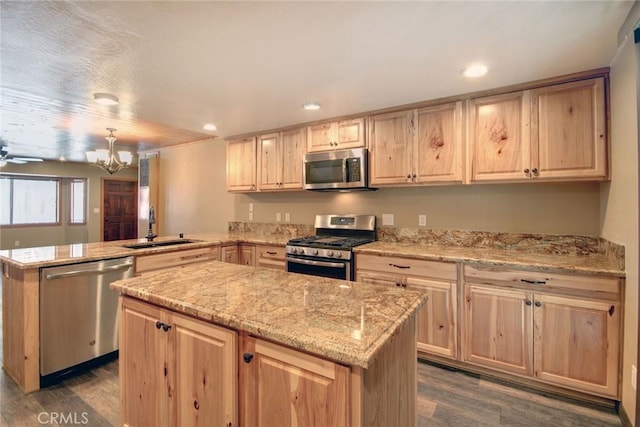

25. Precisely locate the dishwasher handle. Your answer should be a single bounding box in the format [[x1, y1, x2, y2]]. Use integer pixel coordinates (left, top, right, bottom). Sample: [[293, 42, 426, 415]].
[[45, 260, 134, 280]]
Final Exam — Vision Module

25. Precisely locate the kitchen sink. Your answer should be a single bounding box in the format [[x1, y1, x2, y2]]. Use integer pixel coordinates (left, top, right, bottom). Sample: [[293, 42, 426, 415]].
[[122, 239, 201, 249]]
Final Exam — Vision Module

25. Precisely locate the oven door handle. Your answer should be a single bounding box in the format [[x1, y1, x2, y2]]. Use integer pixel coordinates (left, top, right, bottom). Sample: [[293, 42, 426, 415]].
[[287, 257, 346, 269]]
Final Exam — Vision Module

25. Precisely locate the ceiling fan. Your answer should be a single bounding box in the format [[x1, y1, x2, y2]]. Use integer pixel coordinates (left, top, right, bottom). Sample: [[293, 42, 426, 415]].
[[0, 146, 43, 167]]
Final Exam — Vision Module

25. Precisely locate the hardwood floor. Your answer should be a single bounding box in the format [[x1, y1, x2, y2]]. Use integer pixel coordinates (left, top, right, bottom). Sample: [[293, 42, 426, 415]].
[[0, 280, 623, 426]]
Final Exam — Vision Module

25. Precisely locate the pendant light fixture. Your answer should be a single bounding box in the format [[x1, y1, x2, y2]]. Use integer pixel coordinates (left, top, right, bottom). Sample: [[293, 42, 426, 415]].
[[85, 128, 134, 174]]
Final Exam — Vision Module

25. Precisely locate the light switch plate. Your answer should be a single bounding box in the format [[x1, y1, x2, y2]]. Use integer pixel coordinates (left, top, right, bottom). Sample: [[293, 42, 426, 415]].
[[382, 214, 394, 226], [248, 212, 254, 221], [249, 203, 254, 212], [285, 213, 291, 222], [276, 212, 282, 222], [418, 214, 427, 226], [93, 207, 100, 214]]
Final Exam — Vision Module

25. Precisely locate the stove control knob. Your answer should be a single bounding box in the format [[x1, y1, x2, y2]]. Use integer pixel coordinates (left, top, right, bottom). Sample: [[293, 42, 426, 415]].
[[299, 249, 305, 255], [327, 251, 334, 257], [311, 249, 319, 255], [335, 252, 342, 258]]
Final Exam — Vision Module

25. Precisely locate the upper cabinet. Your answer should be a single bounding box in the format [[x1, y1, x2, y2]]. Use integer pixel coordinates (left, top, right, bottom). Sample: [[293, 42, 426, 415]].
[[258, 127, 306, 191], [307, 118, 366, 152], [227, 136, 257, 192], [468, 77, 607, 183], [369, 101, 464, 186]]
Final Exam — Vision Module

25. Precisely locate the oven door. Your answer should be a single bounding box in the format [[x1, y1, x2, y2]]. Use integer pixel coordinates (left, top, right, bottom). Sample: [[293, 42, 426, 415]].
[[286, 256, 350, 280]]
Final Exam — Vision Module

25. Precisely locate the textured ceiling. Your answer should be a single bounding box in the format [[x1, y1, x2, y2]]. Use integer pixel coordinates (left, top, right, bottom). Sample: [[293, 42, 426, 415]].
[[0, 1, 633, 162]]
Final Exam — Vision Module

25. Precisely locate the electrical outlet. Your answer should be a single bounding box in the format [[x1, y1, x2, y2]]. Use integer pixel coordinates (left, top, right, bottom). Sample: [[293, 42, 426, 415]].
[[14, 240, 19, 247], [285, 213, 291, 222], [418, 214, 427, 226], [632, 365, 637, 391], [248, 212, 254, 221], [276, 212, 282, 222], [93, 207, 100, 214], [249, 203, 254, 212], [382, 214, 394, 226]]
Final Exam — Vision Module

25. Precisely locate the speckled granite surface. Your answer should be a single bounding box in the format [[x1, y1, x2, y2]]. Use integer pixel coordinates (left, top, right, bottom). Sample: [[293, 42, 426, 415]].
[[228, 221, 314, 237], [110, 260, 425, 368]]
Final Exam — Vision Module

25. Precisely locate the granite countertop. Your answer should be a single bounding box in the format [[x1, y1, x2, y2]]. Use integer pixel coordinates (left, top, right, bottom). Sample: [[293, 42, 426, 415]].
[[0, 232, 289, 269], [110, 260, 426, 368], [354, 242, 624, 277]]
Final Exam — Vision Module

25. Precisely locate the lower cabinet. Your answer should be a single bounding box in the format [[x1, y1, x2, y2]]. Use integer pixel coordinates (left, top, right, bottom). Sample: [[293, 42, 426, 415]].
[[221, 244, 239, 264], [256, 245, 286, 270], [239, 244, 256, 266], [120, 297, 237, 427], [356, 254, 458, 359], [239, 335, 350, 426], [463, 265, 621, 398]]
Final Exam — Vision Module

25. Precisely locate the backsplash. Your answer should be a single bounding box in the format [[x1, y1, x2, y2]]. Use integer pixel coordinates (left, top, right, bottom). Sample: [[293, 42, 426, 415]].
[[228, 221, 313, 237]]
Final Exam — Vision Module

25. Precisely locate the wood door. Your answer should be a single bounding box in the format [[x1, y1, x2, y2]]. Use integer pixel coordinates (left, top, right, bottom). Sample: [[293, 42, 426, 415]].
[[407, 277, 457, 359], [307, 122, 335, 152], [257, 133, 281, 191], [103, 179, 137, 241], [533, 294, 619, 398], [369, 110, 414, 185], [335, 118, 366, 149], [240, 245, 256, 267], [120, 298, 168, 427], [280, 128, 307, 189], [168, 312, 238, 427], [463, 285, 533, 376], [240, 336, 349, 427], [221, 245, 239, 264], [468, 91, 531, 182], [531, 78, 607, 180], [415, 102, 464, 183], [227, 137, 256, 192]]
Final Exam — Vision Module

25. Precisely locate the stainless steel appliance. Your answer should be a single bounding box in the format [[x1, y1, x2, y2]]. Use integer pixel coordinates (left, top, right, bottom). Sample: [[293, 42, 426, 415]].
[[39, 256, 134, 385], [303, 148, 371, 191], [286, 214, 376, 280]]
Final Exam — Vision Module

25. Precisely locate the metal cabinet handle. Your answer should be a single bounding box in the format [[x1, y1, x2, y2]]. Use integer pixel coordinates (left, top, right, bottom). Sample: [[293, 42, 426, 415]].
[[155, 321, 163, 329], [532, 168, 539, 175], [389, 263, 411, 269], [243, 353, 254, 363], [396, 282, 401, 287], [266, 251, 277, 255], [535, 301, 542, 307], [162, 323, 172, 332], [407, 174, 412, 179], [520, 279, 547, 285], [525, 300, 532, 306]]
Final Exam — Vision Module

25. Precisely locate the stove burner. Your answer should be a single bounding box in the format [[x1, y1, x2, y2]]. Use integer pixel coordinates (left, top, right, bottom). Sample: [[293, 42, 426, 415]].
[[287, 235, 374, 249]]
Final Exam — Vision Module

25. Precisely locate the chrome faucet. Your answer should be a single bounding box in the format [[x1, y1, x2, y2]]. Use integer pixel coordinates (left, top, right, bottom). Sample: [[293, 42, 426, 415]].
[[146, 206, 157, 242]]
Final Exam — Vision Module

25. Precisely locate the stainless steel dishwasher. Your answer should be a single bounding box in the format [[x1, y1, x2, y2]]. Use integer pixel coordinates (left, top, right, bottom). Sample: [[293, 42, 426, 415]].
[[39, 256, 134, 384]]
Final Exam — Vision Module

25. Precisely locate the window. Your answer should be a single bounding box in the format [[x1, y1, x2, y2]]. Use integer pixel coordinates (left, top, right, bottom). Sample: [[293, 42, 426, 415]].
[[69, 179, 87, 224], [1, 175, 60, 226]]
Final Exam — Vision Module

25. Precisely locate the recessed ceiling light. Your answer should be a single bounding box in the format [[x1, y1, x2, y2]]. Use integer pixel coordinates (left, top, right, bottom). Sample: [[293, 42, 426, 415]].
[[303, 102, 321, 111], [203, 123, 217, 131], [93, 93, 119, 106], [462, 64, 488, 78]]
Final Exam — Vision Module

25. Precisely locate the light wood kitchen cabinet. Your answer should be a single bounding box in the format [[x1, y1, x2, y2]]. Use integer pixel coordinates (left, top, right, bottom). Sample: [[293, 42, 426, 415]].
[[369, 102, 464, 186], [307, 118, 366, 152], [257, 128, 306, 191], [120, 297, 238, 427], [227, 136, 257, 192], [239, 335, 350, 426], [239, 244, 256, 266], [221, 244, 239, 264], [356, 254, 458, 359], [468, 77, 606, 183], [462, 265, 621, 398], [256, 245, 286, 270], [135, 246, 219, 275]]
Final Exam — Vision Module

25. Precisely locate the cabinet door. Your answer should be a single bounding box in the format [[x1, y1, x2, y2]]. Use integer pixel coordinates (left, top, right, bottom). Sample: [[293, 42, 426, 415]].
[[335, 118, 366, 149], [307, 122, 334, 152], [280, 128, 307, 189], [240, 245, 256, 267], [257, 133, 282, 191], [407, 277, 457, 359], [468, 91, 531, 182], [240, 336, 349, 427], [256, 245, 285, 270], [531, 78, 606, 180], [533, 294, 619, 398], [169, 312, 238, 427], [415, 102, 464, 183], [369, 110, 414, 185], [463, 285, 533, 376], [221, 245, 239, 264], [120, 298, 168, 427], [227, 137, 257, 192]]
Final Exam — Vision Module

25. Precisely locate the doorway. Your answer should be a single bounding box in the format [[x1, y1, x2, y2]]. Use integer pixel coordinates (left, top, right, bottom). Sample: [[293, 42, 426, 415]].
[[102, 179, 138, 241]]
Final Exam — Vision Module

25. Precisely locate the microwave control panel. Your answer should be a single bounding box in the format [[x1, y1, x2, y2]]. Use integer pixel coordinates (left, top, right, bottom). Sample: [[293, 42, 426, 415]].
[[347, 158, 361, 182]]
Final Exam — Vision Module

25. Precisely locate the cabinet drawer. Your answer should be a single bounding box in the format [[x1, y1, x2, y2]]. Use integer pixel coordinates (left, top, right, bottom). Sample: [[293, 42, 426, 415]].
[[256, 245, 285, 270], [356, 254, 457, 281], [136, 246, 219, 274], [464, 264, 619, 297]]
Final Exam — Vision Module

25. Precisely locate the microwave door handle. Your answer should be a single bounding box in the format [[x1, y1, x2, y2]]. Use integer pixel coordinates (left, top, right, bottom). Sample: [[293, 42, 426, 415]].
[[343, 159, 348, 183]]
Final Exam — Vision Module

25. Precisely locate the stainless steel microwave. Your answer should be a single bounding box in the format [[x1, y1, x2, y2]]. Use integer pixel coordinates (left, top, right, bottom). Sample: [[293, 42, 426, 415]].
[[303, 148, 370, 191]]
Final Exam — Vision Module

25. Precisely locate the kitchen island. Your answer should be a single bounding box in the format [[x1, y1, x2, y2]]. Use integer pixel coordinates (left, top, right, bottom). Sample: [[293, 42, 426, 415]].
[[110, 260, 426, 427]]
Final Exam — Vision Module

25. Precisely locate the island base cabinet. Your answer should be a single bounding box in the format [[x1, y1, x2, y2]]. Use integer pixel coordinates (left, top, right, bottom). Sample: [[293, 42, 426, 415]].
[[239, 336, 350, 426], [120, 297, 237, 427]]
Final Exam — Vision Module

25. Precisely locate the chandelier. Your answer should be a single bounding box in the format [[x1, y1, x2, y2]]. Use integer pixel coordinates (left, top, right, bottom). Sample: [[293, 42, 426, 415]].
[[85, 128, 134, 174]]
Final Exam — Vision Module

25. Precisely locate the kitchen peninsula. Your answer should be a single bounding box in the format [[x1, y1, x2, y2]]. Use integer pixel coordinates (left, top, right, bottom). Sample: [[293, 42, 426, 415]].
[[111, 260, 425, 427]]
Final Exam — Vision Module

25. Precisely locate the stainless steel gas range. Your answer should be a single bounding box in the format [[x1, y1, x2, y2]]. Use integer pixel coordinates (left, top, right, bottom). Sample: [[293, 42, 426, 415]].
[[286, 214, 376, 281]]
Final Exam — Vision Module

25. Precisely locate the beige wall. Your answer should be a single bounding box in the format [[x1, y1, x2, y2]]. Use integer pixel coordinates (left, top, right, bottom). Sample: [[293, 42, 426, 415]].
[[0, 161, 137, 250], [600, 27, 639, 421]]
